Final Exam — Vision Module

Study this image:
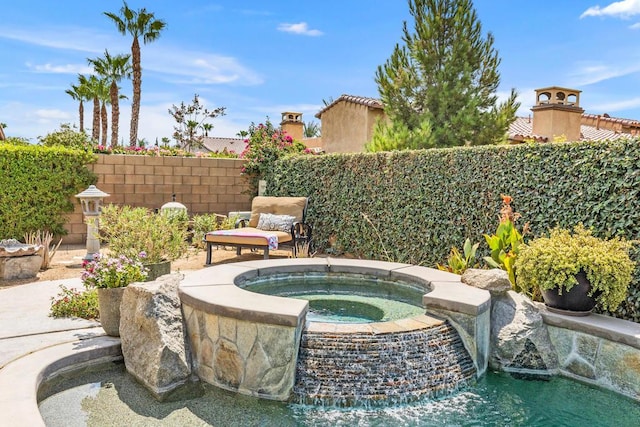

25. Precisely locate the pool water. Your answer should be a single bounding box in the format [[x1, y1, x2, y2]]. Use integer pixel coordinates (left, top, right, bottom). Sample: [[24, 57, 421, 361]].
[[242, 273, 427, 323], [39, 362, 640, 427], [297, 294, 425, 323]]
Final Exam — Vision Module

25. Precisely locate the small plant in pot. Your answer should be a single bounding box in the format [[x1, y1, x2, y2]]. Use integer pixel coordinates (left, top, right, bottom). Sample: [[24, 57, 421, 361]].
[[82, 253, 148, 336], [98, 204, 189, 280], [515, 224, 635, 315]]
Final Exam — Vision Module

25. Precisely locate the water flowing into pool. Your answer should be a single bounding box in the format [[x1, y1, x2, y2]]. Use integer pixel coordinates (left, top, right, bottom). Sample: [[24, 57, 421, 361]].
[[293, 322, 475, 407]]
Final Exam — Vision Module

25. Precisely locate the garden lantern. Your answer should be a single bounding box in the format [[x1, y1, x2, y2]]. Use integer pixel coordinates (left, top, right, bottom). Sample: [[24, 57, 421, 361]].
[[160, 194, 187, 219], [75, 185, 109, 261]]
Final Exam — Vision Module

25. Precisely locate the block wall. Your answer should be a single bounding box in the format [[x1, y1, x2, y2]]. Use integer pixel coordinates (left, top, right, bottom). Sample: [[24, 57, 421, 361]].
[[65, 155, 252, 244]]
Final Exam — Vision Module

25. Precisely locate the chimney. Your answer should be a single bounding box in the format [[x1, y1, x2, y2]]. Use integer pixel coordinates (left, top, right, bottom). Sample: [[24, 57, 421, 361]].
[[531, 87, 584, 142], [280, 111, 304, 141]]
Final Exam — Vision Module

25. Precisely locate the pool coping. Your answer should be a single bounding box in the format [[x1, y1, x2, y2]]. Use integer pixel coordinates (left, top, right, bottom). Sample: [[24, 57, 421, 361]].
[[178, 257, 492, 328], [0, 336, 121, 427]]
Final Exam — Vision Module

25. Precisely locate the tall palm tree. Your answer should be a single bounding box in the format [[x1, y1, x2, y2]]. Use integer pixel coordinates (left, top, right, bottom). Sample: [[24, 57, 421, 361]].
[[105, 2, 166, 146], [88, 50, 132, 147], [79, 74, 102, 142], [65, 80, 90, 133], [95, 78, 110, 146]]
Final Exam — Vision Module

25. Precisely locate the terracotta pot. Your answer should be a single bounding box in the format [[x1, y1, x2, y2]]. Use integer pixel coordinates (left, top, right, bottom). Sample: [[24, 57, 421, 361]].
[[144, 261, 171, 281], [97, 287, 126, 336], [542, 271, 597, 316]]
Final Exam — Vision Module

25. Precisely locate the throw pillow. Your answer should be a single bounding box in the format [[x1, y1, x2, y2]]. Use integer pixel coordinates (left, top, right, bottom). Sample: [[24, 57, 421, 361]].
[[256, 213, 296, 232]]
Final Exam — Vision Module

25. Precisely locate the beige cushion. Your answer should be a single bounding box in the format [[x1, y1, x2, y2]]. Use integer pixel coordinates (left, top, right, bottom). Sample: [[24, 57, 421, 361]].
[[205, 228, 292, 246], [248, 196, 307, 228]]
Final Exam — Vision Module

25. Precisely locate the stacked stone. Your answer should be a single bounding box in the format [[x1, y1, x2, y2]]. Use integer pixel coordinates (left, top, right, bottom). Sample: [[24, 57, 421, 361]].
[[293, 322, 476, 407]]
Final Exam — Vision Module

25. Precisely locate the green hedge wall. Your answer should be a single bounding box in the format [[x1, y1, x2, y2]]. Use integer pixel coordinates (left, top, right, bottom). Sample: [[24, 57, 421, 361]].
[[268, 139, 640, 322], [0, 144, 96, 239]]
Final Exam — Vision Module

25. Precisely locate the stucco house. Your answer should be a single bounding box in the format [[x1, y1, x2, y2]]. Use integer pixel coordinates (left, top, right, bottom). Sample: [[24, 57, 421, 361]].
[[315, 95, 385, 153], [315, 87, 639, 153]]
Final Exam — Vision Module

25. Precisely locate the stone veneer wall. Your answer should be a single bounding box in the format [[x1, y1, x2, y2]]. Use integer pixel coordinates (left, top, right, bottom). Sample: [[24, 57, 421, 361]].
[[64, 155, 252, 244], [181, 304, 303, 401], [546, 323, 640, 401]]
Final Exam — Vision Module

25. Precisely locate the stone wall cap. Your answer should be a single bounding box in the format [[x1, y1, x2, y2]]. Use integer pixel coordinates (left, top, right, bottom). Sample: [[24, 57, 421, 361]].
[[179, 284, 307, 327], [541, 307, 640, 350]]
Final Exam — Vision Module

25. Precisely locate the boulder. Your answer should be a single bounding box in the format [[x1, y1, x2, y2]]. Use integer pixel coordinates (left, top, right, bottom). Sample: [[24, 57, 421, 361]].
[[119, 273, 202, 401], [0, 255, 42, 280], [489, 290, 558, 376], [461, 268, 512, 295]]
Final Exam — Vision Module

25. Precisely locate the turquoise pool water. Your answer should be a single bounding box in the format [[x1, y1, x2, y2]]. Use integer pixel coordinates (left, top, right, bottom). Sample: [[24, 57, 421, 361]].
[[39, 362, 640, 426], [241, 273, 427, 323]]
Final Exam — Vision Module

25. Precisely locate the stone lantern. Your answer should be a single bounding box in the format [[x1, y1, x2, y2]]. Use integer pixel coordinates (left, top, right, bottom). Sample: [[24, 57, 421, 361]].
[[75, 185, 109, 261]]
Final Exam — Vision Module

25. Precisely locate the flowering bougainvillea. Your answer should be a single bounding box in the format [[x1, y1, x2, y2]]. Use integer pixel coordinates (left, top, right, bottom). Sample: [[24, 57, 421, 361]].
[[240, 118, 310, 192]]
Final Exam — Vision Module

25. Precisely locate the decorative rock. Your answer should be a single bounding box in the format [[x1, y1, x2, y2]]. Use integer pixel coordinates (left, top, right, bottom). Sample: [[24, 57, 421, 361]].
[[0, 239, 41, 257], [461, 268, 512, 295], [119, 273, 202, 401], [489, 290, 558, 375], [0, 255, 43, 280]]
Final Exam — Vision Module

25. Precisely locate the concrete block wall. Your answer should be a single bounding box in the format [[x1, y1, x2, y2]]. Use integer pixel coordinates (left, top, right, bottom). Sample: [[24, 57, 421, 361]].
[[64, 154, 252, 245]]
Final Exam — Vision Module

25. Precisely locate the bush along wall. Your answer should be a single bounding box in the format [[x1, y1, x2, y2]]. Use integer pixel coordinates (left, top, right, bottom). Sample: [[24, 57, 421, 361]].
[[0, 143, 96, 239], [268, 138, 640, 322]]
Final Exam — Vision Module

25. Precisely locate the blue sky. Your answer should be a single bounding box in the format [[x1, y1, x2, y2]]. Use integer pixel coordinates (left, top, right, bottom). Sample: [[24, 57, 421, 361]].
[[2, 0, 640, 143]]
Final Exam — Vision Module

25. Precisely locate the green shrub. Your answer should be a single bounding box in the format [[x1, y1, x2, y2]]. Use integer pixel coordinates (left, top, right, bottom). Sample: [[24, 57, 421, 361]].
[[38, 123, 93, 149], [99, 204, 189, 263], [267, 138, 640, 322], [50, 285, 99, 320], [0, 144, 96, 239], [191, 213, 238, 249], [1, 136, 30, 146], [516, 224, 635, 311]]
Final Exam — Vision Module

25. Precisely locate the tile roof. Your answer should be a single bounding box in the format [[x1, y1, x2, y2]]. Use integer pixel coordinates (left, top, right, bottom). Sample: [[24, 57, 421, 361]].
[[582, 113, 640, 128], [508, 117, 633, 142], [199, 137, 246, 154], [315, 94, 383, 118]]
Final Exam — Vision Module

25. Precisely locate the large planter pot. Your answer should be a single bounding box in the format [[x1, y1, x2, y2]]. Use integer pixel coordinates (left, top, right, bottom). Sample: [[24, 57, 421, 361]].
[[541, 271, 597, 316], [145, 261, 171, 281], [97, 287, 126, 336]]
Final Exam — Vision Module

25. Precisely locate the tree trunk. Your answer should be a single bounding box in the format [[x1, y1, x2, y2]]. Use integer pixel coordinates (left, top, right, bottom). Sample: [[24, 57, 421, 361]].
[[110, 81, 119, 148], [79, 101, 84, 133], [92, 97, 100, 142], [101, 102, 108, 146], [130, 37, 141, 147]]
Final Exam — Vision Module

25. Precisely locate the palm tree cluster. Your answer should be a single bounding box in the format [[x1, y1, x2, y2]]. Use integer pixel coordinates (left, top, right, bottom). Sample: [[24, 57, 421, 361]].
[[65, 1, 165, 148]]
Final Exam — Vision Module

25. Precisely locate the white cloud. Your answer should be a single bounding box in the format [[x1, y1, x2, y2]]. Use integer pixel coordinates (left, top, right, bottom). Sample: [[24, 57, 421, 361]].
[[0, 26, 119, 53], [144, 47, 263, 86], [630, 22, 640, 28], [581, 0, 640, 18], [35, 109, 72, 121], [277, 22, 323, 36], [589, 96, 640, 112], [568, 62, 640, 85], [27, 63, 93, 74]]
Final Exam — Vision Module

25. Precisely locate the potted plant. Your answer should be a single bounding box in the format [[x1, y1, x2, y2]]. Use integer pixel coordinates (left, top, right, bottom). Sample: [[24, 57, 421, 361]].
[[515, 224, 635, 315], [98, 204, 189, 280], [82, 253, 148, 336]]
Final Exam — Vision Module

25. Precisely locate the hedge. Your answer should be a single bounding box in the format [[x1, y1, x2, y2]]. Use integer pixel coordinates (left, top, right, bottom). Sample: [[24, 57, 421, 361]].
[[267, 139, 640, 322], [0, 143, 96, 239]]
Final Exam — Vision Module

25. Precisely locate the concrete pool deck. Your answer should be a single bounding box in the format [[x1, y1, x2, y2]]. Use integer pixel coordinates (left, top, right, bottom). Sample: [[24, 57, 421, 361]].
[[1, 261, 640, 425]]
